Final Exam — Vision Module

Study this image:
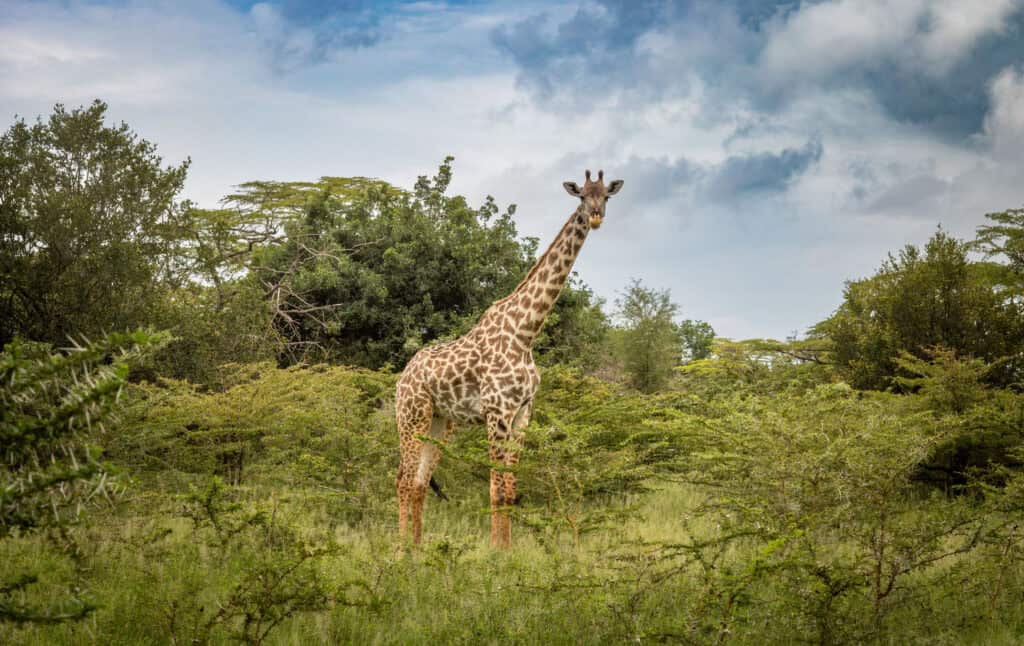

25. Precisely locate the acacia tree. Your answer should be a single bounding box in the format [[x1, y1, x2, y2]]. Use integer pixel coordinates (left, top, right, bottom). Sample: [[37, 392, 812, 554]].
[[0, 101, 189, 346], [1, 330, 166, 623]]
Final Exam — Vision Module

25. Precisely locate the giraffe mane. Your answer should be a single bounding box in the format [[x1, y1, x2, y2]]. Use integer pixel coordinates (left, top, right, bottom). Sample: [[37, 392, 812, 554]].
[[493, 207, 580, 306]]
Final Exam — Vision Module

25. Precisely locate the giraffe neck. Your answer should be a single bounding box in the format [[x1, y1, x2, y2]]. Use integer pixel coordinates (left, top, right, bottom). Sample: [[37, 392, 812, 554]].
[[504, 205, 591, 346]]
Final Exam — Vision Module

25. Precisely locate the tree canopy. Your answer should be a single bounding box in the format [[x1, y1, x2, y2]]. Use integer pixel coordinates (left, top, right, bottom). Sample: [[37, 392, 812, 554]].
[[816, 229, 1024, 390], [0, 101, 188, 346]]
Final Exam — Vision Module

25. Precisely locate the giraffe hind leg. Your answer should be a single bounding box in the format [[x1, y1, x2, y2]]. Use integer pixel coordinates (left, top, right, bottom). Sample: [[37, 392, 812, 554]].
[[397, 393, 433, 544], [409, 415, 449, 545], [496, 403, 531, 547]]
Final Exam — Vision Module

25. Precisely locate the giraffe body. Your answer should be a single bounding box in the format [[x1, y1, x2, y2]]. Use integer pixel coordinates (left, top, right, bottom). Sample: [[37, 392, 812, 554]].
[[395, 170, 623, 547]]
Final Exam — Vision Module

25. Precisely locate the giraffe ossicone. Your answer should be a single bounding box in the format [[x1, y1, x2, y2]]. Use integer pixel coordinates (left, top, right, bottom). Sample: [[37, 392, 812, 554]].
[[395, 170, 624, 547]]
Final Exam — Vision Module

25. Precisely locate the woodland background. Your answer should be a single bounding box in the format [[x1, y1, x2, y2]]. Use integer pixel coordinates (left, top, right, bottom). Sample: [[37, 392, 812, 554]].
[[2, 102, 1024, 644]]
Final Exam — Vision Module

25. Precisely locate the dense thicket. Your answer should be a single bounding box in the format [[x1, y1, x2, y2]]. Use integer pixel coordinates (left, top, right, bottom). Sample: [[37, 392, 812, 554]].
[[4, 352, 1024, 644]]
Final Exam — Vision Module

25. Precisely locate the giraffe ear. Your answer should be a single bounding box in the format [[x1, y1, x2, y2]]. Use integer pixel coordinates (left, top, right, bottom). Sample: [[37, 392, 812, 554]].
[[606, 179, 624, 195], [563, 181, 582, 197]]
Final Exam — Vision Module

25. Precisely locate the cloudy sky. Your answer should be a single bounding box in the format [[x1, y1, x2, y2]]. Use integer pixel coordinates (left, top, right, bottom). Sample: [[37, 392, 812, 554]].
[[3, 0, 1024, 339]]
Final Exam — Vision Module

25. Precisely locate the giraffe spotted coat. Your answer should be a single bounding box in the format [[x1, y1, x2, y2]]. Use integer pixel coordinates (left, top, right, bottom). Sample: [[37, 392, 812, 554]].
[[395, 170, 624, 547]]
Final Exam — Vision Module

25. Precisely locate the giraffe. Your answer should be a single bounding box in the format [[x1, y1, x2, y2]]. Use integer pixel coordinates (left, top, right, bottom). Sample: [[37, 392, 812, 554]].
[[395, 170, 624, 547]]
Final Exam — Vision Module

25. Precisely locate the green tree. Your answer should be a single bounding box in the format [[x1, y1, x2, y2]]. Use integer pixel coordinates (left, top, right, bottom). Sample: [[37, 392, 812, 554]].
[[678, 318, 715, 362], [148, 280, 280, 386], [816, 229, 1023, 390], [0, 101, 189, 346], [615, 279, 681, 393], [247, 159, 530, 367]]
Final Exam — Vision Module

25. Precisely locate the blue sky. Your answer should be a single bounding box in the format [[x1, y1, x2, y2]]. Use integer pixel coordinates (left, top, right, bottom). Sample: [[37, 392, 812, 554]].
[[3, 0, 1024, 339]]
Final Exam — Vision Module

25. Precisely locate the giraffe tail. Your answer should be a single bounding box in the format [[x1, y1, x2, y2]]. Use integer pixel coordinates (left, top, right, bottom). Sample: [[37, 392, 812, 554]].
[[429, 476, 448, 501]]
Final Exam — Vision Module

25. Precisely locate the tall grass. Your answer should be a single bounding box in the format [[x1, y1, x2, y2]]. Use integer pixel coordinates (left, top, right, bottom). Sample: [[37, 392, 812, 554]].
[[2, 361, 1023, 644]]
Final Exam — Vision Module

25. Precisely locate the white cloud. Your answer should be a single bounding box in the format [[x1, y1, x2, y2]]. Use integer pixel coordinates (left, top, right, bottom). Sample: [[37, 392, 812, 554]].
[[760, 0, 1022, 83], [760, 0, 918, 83], [983, 65, 1024, 161], [919, 0, 1021, 73]]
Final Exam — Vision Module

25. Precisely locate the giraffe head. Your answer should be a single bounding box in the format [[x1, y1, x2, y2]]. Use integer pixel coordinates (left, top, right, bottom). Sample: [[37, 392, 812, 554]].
[[562, 169, 624, 230]]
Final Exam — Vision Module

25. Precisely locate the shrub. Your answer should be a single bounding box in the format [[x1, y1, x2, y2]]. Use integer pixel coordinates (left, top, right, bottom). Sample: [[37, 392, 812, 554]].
[[0, 330, 166, 623]]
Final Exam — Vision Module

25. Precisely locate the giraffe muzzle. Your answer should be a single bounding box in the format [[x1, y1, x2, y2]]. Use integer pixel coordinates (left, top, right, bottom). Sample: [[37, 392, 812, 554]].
[[589, 214, 603, 229]]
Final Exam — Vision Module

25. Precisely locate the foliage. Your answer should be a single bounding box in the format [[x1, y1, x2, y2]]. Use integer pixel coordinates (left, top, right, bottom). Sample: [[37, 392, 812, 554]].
[[0, 101, 188, 346], [816, 229, 1023, 390], [238, 158, 606, 369], [974, 206, 1024, 296], [615, 279, 682, 393], [532, 275, 609, 369], [892, 348, 1024, 492], [0, 330, 166, 624], [112, 363, 397, 522], [147, 280, 282, 386], [245, 159, 528, 367], [676, 337, 833, 401], [3, 356, 1024, 644], [678, 318, 715, 362], [894, 346, 991, 414], [165, 477, 336, 645], [669, 384, 1004, 643]]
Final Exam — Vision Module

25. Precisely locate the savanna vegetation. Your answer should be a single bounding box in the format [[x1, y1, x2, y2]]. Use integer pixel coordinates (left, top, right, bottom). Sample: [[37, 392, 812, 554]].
[[2, 102, 1023, 645]]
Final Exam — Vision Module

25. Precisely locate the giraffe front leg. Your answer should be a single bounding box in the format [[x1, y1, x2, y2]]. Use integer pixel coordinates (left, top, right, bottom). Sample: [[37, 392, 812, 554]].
[[499, 402, 530, 547], [488, 408, 527, 548], [489, 459, 504, 547], [487, 413, 512, 548]]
